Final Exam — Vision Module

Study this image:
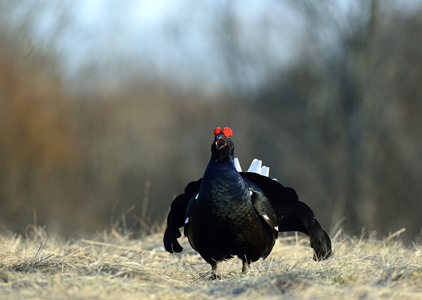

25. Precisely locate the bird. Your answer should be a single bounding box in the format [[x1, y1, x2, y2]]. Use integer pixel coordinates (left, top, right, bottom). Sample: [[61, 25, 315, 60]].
[[163, 127, 331, 279]]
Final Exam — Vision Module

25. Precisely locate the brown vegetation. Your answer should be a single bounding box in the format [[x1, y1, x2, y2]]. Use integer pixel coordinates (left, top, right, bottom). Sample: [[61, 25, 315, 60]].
[[0, 227, 421, 299]]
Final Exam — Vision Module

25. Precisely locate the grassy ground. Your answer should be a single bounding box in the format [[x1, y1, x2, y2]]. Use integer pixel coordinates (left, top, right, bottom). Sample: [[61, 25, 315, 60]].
[[0, 226, 421, 299]]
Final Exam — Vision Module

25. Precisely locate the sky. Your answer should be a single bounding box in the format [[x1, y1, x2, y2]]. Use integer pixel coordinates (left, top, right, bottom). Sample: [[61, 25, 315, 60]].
[[6, 0, 422, 94], [25, 0, 313, 93]]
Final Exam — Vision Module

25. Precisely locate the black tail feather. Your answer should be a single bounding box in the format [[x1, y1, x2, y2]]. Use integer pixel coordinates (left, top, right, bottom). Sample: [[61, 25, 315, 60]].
[[163, 179, 201, 253], [308, 220, 332, 260], [276, 201, 332, 260], [163, 212, 184, 253]]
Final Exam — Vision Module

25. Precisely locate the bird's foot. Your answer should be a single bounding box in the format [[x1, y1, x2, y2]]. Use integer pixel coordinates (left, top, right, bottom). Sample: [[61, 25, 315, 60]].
[[208, 273, 221, 280], [207, 264, 221, 280]]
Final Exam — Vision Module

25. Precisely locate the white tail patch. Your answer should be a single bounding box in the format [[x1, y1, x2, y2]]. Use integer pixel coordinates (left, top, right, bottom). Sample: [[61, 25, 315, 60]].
[[234, 158, 242, 172], [274, 226, 279, 231], [235, 158, 271, 178], [260, 166, 270, 177], [185, 217, 190, 224], [247, 159, 271, 177], [248, 159, 262, 173], [195, 193, 199, 200]]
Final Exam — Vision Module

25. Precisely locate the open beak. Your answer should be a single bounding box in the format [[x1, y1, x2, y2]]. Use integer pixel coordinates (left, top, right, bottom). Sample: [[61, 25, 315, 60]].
[[215, 134, 227, 150]]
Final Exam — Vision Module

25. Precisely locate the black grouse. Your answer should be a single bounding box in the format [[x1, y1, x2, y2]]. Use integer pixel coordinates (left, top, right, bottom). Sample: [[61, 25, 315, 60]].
[[164, 127, 331, 279]]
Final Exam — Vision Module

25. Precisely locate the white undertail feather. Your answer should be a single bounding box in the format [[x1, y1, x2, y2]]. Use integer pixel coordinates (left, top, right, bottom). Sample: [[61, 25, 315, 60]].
[[260, 166, 270, 177], [247, 159, 262, 173], [235, 158, 270, 177], [234, 158, 242, 172]]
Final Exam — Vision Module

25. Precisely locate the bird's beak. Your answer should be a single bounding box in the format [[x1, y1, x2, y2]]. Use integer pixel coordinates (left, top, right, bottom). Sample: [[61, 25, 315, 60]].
[[215, 134, 227, 150]]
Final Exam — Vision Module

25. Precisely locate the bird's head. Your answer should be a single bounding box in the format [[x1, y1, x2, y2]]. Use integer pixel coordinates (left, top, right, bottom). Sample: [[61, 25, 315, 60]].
[[211, 127, 234, 161]]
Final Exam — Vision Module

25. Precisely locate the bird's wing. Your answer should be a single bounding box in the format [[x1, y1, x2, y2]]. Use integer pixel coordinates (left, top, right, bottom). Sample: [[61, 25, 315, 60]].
[[163, 179, 201, 253], [240, 172, 332, 260], [245, 181, 279, 236], [183, 192, 198, 237]]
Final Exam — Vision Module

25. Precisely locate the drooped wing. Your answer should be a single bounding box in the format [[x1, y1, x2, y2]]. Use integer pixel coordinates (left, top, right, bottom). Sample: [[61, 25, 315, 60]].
[[243, 179, 278, 236], [240, 172, 332, 260], [249, 189, 279, 241], [163, 179, 201, 253]]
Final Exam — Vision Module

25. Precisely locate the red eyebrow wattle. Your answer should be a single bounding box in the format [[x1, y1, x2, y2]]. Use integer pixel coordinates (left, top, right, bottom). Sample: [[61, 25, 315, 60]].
[[214, 127, 222, 136], [223, 127, 232, 137]]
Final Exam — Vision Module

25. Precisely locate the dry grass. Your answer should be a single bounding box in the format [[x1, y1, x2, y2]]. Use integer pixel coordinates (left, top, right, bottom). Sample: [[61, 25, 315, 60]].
[[0, 226, 421, 300]]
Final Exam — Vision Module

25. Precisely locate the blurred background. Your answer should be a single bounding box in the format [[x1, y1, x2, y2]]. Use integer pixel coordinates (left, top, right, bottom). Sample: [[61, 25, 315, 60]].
[[1, 0, 421, 243]]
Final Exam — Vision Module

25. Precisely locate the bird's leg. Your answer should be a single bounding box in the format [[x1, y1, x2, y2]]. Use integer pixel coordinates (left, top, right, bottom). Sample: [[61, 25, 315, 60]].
[[241, 259, 250, 274], [208, 263, 221, 280]]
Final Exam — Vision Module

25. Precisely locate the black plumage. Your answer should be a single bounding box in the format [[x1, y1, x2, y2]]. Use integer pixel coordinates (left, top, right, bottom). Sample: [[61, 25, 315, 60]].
[[163, 127, 331, 278]]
